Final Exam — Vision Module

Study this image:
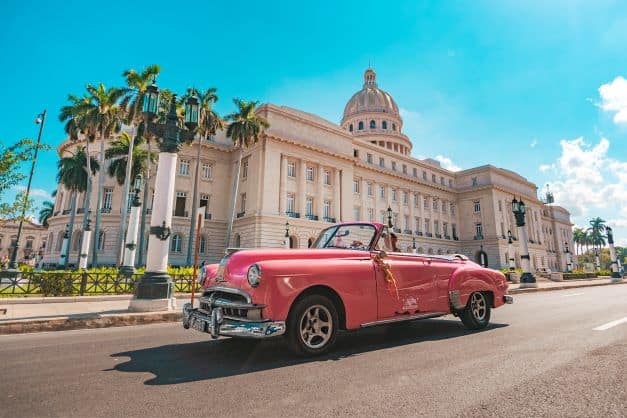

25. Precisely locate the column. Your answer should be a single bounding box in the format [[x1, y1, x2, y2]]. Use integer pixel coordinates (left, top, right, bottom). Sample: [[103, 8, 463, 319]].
[[517, 221, 537, 288], [409, 192, 415, 232], [361, 179, 368, 221], [279, 155, 287, 215], [298, 159, 306, 216], [334, 169, 341, 221], [120, 197, 141, 275]]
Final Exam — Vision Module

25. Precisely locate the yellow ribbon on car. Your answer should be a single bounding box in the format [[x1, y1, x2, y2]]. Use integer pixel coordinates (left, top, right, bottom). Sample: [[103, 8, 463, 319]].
[[374, 254, 399, 300]]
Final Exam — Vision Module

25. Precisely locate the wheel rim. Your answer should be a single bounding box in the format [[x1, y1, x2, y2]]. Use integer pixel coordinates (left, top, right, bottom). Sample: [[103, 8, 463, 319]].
[[470, 293, 487, 321], [299, 304, 333, 349]]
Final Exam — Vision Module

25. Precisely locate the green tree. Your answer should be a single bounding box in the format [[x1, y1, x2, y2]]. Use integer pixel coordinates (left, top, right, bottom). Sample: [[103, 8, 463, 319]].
[[38, 200, 54, 227], [56, 147, 99, 267], [182, 87, 224, 264], [105, 132, 155, 186], [224, 99, 269, 247]]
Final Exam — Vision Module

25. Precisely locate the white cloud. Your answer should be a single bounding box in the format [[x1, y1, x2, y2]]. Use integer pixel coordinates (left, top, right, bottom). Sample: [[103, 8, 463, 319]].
[[433, 155, 462, 172], [598, 76, 627, 125], [539, 164, 554, 173], [530, 139, 538, 148], [13, 186, 51, 200]]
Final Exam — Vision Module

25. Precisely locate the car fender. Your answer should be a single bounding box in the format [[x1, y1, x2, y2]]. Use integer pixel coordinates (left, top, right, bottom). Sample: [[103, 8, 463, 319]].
[[448, 266, 502, 310]]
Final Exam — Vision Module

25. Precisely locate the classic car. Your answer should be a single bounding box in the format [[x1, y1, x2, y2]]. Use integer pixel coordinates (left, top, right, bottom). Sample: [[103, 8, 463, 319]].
[[183, 222, 513, 356]]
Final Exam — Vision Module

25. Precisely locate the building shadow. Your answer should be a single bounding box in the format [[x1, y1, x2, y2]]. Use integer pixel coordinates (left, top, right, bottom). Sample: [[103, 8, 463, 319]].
[[109, 318, 508, 385]]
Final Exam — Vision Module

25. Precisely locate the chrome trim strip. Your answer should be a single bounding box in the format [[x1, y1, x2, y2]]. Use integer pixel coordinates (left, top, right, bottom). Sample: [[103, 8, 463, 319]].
[[182, 303, 285, 338], [360, 312, 448, 327], [202, 286, 252, 303]]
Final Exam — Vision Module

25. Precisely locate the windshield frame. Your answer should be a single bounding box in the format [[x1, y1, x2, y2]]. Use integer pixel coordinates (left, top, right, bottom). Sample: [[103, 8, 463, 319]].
[[311, 223, 380, 251]]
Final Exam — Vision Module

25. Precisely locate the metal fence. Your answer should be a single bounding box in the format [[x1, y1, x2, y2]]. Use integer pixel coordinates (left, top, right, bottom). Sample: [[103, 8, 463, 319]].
[[0, 272, 195, 297]]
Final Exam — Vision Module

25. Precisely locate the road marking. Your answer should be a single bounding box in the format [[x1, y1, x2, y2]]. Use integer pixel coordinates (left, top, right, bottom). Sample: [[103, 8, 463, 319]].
[[561, 293, 584, 297], [593, 317, 627, 331]]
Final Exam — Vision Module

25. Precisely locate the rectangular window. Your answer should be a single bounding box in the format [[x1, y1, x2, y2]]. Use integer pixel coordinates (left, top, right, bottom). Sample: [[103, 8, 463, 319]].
[[423, 171, 427, 180], [201, 163, 213, 180], [287, 162, 296, 178], [434, 221, 439, 234], [402, 164, 407, 174], [305, 197, 313, 216], [474, 200, 481, 213], [413, 194, 418, 207], [392, 189, 397, 202], [366, 153, 373, 164], [367, 182, 373, 196], [443, 222, 448, 236], [323, 200, 331, 218], [381, 212, 386, 224], [368, 208, 374, 222], [392, 161, 397, 171], [240, 193, 246, 212], [179, 159, 190, 176], [451, 204, 456, 216], [175, 191, 187, 216], [306, 166, 314, 181], [475, 223, 483, 238], [424, 198, 429, 210], [440, 176, 445, 185], [402, 191, 408, 205], [413, 167, 418, 177], [200, 194, 210, 208], [452, 223, 457, 238], [404, 215, 409, 230], [287, 194, 295, 213], [242, 159, 248, 179], [424, 219, 430, 233], [379, 157, 385, 168], [433, 199, 438, 210], [415, 217, 420, 232], [324, 170, 331, 185], [442, 201, 447, 213], [379, 186, 385, 199], [353, 180, 360, 193], [393, 213, 398, 227], [472, 177, 478, 186], [354, 207, 360, 221], [353, 149, 359, 158], [103, 188, 113, 210], [449, 179, 453, 187], [432, 174, 437, 183], [498, 200, 502, 212]]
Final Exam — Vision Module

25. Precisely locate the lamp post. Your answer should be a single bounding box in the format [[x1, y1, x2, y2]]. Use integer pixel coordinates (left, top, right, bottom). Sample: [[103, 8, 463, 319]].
[[507, 230, 516, 270], [606, 226, 621, 281], [58, 225, 69, 268], [78, 213, 92, 269], [412, 237, 416, 254], [512, 197, 536, 287], [387, 206, 393, 228], [564, 241, 572, 272], [120, 175, 143, 276], [284, 221, 290, 249], [1, 110, 47, 279], [129, 82, 198, 312], [594, 248, 601, 271]]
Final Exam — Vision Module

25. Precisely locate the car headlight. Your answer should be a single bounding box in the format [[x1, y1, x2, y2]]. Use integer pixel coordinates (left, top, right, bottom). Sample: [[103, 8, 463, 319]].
[[247, 264, 261, 287]]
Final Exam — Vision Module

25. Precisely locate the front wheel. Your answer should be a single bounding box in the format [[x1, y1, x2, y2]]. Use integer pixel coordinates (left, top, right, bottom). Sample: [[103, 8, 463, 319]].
[[287, 294, 338, 356], [459, 292, 491, 330]]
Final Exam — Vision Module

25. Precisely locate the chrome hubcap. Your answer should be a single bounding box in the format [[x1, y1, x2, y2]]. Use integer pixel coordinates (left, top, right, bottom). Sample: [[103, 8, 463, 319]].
[[470, 293, 487, 321], [299, 305, 333, 349]]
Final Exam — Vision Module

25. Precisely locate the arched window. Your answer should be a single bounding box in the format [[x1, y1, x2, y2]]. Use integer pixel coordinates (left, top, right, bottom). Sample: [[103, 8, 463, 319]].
[[349, 124, 353, 132], [358, 121, 364, 130], [55, 232, 64, 251], [97, 231, 106, 250], [392, 123, 396, 131], [370, 120, 376, 129], [437, 249, 443, 255], [171, 234, 182, 253], [289, 236, 298, 249], [382, 120, 387, 129], [418, 247, 424, 254], [428, 248, 434, 254], [234, 234, 241, 248], [199, 235, 206, 254], [72, 231, 81, 251]]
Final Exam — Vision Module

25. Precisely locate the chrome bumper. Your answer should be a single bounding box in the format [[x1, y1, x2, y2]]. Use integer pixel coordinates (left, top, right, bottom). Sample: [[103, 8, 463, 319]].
[[504, 295, 514, 304], [182, 302, 286, 339]]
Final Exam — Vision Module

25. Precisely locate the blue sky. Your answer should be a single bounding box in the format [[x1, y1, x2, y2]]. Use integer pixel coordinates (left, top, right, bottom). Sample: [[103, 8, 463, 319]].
[[1, 0, 627, 244]]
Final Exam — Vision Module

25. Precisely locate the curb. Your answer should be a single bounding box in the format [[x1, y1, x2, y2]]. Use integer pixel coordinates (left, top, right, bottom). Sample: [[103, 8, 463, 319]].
[[509, 280, 625, 294], [0, 311, 183, 335], [0, 293, 193, 305]]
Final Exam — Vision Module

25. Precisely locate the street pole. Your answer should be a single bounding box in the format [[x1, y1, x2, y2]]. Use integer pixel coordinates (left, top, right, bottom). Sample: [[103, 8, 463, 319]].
[[606, 226, 622, 282], [58, 225, 69, 268], [412, 237, 416, 254], [1, 110, 46, 279], [119, 176, 143, 276], [507, 230, 516, 270], [116, 125, 137, 267], [78, 213, 92, 269], [190, 211, 203, 307], [512, 198, 536, 288], [284, 221, 290, 249], [129, 87, 197, 312], [564, 242, 572, 272]]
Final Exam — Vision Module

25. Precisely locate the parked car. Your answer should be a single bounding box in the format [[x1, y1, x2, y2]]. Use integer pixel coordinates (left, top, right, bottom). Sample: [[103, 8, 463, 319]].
[[183, 222, 513, 356]]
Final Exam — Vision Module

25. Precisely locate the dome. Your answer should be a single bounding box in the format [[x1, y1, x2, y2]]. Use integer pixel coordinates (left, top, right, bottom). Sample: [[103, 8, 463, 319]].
[[342, 68, 400, 122]]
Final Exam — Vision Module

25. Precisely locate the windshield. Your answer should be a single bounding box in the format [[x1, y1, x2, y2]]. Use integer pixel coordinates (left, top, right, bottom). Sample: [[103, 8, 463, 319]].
[[311, 224, 378, 251]]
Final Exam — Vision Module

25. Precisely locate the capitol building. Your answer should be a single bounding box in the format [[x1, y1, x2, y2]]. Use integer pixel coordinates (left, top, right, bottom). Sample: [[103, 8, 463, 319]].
[[42, 68, 574, 271]]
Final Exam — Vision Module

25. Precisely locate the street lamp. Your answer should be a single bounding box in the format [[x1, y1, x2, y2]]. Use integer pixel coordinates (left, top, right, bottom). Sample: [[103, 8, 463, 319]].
[[58, 224, 69, 268], [512, 197, 536, 287], [507, 230, 516, 271], [412, 236, 416, 254], [606, 226, 622, 281], [564, 241, 572, 272], [129, 83, 198, 312], [387, 207, 393, 228], [78, 212, 92, 269], [120, 174, 143, 276], [284, 221, 290, 249], [0, 110, 47, 279]]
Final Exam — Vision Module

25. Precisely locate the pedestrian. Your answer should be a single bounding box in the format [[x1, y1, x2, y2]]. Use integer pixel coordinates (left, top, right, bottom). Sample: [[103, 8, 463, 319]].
[[390, 233, 400, 252]]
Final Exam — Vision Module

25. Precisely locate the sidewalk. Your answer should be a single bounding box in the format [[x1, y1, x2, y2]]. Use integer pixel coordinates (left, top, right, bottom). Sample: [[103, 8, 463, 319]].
[[1, 279, 624, 335]]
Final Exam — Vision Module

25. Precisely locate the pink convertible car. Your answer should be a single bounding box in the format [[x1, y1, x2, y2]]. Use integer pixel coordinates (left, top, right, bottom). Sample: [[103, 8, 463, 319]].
[[183, 222, 513, 356]]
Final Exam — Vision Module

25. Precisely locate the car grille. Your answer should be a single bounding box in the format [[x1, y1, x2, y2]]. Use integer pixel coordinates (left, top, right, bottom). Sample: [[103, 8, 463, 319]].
[[200, 288, 262, 321]]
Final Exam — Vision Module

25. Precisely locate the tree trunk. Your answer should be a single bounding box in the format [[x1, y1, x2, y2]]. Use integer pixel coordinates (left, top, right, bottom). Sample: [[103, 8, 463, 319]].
[[92, 130, 106, 266], [186, 135, 203, 265], [137, 138, 152, 267], [116, 125, 136, 266], [225, 147, 243, 249], [76, 140, 92, 266], [63, 190, 78, 269]]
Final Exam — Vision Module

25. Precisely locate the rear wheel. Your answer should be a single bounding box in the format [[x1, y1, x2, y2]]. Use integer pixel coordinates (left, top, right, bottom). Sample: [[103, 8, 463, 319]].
[[287, 294, 338, 356], [460, 292, 491, 330]]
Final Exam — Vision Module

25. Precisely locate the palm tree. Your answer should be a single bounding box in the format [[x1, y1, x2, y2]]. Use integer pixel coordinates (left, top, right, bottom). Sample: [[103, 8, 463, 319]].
[[118, 65, 160, 266], [572, 227, 585, 256], [224, 99, 269, 248], [82, 83, 127, 266], [182, 87, 224, 265], [588, 217, 606, 269], [56, 147, 99, 268], [38, 201, 54, 227], [105, 132, 155, 186]]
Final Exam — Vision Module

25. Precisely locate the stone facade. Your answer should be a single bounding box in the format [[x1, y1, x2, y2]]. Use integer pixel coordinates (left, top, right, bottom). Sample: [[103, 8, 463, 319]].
[[0, 220, 48, 266], [42, 68, 574, 271]]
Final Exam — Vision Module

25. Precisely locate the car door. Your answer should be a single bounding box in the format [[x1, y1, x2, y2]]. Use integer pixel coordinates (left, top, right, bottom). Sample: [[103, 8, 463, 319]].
[[373, 252, 441, 320]]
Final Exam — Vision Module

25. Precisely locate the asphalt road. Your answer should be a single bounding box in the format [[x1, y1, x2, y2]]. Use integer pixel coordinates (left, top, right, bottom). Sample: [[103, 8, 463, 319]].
[[1, 285, 625, 418]]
